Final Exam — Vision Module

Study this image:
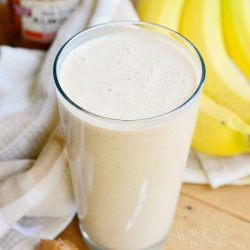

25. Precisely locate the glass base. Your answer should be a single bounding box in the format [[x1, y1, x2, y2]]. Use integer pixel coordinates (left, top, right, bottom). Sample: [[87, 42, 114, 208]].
[[79, 223, 167, 250]]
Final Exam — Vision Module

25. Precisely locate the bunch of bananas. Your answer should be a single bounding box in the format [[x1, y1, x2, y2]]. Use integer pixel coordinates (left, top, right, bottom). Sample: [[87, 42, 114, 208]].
[[137, 0, 250, 156]]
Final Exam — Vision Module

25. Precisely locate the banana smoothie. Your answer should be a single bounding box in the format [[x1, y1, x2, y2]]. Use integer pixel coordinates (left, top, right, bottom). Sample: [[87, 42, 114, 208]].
[[54, 22, 204, 250]]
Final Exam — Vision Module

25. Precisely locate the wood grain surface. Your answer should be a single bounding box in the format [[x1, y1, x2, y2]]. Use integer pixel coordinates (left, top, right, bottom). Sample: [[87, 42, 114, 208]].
[[58, 184, 250, 250]]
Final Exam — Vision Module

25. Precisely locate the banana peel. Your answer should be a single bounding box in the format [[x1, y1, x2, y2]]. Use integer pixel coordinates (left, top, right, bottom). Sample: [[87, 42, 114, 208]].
[[180, 0, 250, 124], [192, 95, 250, 156], [222, 0, 250, 81], [137, 0, 250, 156], [137, 0, 185, 31]]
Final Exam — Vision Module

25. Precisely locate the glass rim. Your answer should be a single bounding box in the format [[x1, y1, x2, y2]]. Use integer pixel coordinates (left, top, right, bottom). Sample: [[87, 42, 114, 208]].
[[53, 21, 206, 124]]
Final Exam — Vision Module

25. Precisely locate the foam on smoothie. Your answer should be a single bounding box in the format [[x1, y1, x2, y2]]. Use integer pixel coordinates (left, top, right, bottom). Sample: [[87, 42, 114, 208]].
[[59, 28, 200, 120]]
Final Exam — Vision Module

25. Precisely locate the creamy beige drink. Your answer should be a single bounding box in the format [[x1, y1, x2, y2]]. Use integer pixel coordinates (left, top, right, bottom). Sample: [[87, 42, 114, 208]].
[[54, 22, 204, 250]]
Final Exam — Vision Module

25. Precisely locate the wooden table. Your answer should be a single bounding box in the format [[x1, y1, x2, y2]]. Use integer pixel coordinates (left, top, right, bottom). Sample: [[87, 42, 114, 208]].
[[58, 184, 250, 250]]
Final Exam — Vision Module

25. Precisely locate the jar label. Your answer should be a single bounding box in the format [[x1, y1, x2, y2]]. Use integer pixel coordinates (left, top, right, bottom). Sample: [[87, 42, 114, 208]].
[[17, 0, 79, 43]]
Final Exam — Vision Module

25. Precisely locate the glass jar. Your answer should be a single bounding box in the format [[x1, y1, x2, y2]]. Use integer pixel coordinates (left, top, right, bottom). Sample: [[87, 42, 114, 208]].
[[8, 0, 79, 49], [0, 0, 9, 44]]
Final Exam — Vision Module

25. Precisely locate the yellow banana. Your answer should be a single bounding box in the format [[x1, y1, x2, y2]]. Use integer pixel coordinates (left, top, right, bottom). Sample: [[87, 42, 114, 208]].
[[192, 95, 250, 156], [137, 0, 185, 31], [222, 0, 250, 81], [180, 0, 250, 124], [137, 0, 250, 156]]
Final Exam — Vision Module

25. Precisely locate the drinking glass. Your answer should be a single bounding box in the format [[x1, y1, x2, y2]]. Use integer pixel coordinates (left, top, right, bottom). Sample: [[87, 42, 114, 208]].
[[53, 21, 205, 250]]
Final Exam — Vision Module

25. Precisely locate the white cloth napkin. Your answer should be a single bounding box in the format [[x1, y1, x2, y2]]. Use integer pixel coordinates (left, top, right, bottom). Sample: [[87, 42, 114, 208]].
[[0, 0, 250, 249], [184, 150, 250, 188]]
